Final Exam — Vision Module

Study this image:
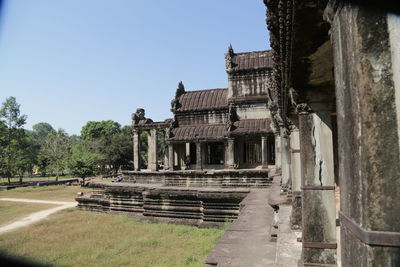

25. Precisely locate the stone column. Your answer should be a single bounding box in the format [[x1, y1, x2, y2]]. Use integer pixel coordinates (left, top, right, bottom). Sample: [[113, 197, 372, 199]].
[[261, 135, 268, 169], [147, 129, 158, 171], [133, 129, 140, 171], [196, 142, 203, 170], [299, 107, 336, 266], [163, 147, 169, 170], [185, 143, 190, 156], [328, 4, 400, 266], [168, 143, 174, 170], [280, 128, 291, 189], [275, 133, 281, 171], [225, 138, 235, 169], [290, 125, 302, 229], [185, 143, 190, 170]]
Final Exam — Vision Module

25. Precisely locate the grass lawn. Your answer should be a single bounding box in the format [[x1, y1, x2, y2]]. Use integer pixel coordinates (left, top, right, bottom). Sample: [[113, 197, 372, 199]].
[[0, 209, 225, 267], [0, 202, 58, 226], [0, 185, 92, 202]]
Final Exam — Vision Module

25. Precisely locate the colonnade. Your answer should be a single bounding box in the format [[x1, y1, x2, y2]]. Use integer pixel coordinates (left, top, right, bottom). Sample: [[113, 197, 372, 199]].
[[133, 132, 273, 171]]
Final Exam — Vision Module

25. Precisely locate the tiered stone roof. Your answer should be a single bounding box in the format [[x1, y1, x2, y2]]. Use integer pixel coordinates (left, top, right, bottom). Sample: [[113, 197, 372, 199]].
[[176, 88, 228, 112], [230, 50, 273, 72]]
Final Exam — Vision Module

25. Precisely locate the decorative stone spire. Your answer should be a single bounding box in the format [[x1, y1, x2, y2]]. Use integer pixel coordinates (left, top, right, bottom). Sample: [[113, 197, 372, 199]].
[[171, 81, 185, 112], [225, 44, 235, 72], [227, 43, 234, 56], [176, 81, 185, 98]]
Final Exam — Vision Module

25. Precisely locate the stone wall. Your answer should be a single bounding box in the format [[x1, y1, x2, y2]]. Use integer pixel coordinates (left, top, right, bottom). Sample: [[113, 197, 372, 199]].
[[76, 182, 249, 227], [228, 70, 273, 98], [235, 103, 271, 120], [176, 109, 227, 126], [329, 3, 400, 265]]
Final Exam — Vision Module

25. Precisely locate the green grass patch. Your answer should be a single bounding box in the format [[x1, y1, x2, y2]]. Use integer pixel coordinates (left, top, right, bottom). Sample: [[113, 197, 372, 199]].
[[0, 202, 58, 226], [0, 209, 225, 267], [0, 185, 92, 202]]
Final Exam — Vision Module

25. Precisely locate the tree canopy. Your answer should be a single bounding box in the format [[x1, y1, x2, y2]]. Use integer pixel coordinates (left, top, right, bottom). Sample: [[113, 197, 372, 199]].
[[0, 97, 27, 182], [81, 120, 121, 139], [32, 122, 55, 141], [0, 97, 142, 183]]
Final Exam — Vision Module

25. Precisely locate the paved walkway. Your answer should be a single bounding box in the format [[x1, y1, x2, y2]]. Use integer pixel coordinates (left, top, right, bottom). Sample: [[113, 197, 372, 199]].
[[205, 189, 277, 266], [0, 198, 76, 234], [274, 204, 302, 266]]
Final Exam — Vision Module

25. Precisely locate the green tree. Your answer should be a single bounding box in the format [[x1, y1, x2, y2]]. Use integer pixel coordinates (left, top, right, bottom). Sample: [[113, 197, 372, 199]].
[[157, 131, 166, 165], [140, 131, 148, 169], [101, 130, 133, 173], [41, 129, 71, 181], [81, 120, 121, 139], [32, 122, 55, 141], [68, 141, 104, 185], [0, 97, 27, 183], [0, 120, 8, 178], [37, 152, 50, 177], [15, 133, 40, 179], [79, 121, 133, 175]]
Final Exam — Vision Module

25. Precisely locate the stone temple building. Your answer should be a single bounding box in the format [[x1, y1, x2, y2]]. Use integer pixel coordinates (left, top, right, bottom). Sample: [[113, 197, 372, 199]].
[[264, 0, 400, 266], [131, 46, 276, 172], [77, 1, 400, 266]]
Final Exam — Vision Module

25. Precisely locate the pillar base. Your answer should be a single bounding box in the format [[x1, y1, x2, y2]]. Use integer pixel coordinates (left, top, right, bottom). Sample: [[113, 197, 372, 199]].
[[290, 193, 302, 230]]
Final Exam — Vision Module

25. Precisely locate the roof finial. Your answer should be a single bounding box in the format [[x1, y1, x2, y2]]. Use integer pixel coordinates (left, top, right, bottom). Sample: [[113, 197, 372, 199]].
[[227, 43, 234, 56], [175, 81, 185, 98], [225, 44, 234, 72], [171, 81, 185, 112], [178, 81, 185, 91]]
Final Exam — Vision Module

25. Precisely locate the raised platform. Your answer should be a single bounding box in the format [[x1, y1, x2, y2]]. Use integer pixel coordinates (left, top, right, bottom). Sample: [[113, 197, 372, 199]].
[[121, 169, 271, 188], [76, 182, 249, 227]]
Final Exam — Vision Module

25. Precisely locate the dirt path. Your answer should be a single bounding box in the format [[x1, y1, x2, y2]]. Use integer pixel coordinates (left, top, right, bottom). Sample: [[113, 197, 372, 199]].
[[0, 198, 76, 234]]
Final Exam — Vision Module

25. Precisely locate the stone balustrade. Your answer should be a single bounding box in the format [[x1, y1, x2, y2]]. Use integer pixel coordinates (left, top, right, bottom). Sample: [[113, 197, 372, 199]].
[[121, 169, 271, 188]]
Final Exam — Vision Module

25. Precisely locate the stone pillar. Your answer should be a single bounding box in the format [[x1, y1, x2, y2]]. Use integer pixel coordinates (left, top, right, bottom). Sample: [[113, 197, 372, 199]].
[[133, 130, 140, 171], [168, 143, 174, 171], [225, 138, 235, 169], [290, 125, 302, 229], [280, 128, 291, 189], [184, 142, 190, 170], [147, 129, 158, 171], [196, 142, 203, 170], [261, 135, 268, 169], [185, 143, 190, 156], [328, 4, 400, 266], [299, 108, 336, 266], [163, 146, 169, 170], [275, 133, 282, 171]]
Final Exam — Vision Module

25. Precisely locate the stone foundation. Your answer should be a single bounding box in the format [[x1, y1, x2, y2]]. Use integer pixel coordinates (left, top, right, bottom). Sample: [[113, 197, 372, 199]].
[[121, 169, 271, 188], [76, 182, 249, 227]]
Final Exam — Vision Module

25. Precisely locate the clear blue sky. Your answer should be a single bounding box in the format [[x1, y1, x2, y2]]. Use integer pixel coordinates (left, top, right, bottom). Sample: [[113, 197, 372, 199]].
[[0, 0, 270, 135]]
